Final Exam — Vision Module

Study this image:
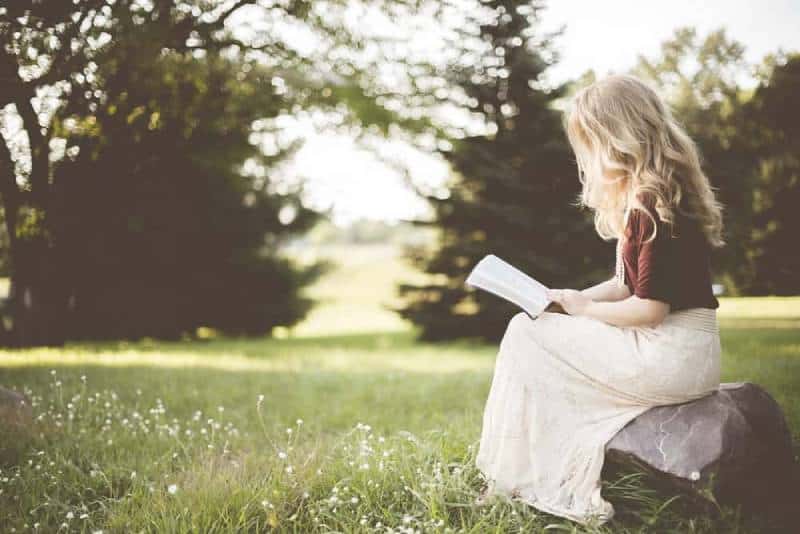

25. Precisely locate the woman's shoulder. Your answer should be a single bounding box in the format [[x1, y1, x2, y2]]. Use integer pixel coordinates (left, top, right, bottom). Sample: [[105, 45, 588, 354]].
[[625, 192, 662, 242], [626, 191, 700, 244]]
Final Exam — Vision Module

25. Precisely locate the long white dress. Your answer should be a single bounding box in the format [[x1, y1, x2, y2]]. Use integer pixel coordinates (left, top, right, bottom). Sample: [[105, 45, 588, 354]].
[[474, 236, 722, 526]]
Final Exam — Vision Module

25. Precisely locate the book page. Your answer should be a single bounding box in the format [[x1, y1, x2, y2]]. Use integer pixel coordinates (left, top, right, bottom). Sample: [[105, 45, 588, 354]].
[[465, 255, 551, 318]]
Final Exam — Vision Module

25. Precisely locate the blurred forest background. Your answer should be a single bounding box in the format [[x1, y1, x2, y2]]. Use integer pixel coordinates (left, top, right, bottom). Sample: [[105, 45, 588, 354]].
[[1, 0, 798, 347]]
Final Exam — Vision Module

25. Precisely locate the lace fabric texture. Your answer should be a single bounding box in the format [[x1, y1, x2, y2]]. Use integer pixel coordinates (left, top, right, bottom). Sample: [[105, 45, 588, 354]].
[[475, 306, 721, 526]]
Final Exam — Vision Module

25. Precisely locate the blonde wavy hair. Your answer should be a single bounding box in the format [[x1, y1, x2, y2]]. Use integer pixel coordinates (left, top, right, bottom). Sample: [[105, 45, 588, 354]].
[[562, 74, 725, 247]]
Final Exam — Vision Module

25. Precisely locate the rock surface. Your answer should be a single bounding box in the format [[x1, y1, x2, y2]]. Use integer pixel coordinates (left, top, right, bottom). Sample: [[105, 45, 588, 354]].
[[605, 382, 798, 518], [0, 386, 33, 428]]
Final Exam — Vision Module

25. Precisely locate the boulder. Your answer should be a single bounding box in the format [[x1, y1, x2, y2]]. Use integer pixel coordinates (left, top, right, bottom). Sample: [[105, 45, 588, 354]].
[[605, 382, 798, 519], [0, 386, 33, 428]]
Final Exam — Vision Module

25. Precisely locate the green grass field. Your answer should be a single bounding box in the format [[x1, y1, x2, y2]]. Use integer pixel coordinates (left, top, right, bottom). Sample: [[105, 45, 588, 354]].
[[1, 245, 798, 532]]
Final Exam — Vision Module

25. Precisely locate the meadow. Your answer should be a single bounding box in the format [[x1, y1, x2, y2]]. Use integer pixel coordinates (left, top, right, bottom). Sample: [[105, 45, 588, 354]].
[[1, 244, 798, 533]]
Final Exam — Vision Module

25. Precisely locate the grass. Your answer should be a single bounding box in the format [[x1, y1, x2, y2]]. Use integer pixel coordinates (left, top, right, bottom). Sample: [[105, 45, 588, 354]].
[[0, 245, 799, 533]]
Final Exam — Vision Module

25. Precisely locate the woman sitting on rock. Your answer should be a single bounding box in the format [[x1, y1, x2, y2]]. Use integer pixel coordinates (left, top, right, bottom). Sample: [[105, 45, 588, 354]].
[[474, 73, 725, 526]]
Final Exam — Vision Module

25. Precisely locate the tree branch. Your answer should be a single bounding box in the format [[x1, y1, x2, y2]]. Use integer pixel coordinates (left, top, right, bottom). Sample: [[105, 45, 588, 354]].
[[15, 96, 49, 207], [0, 131, 20, 254]]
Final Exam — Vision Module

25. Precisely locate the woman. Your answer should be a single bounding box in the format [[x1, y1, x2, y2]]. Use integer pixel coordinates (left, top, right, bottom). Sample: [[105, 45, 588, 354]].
[[474, 74, 725, 526]]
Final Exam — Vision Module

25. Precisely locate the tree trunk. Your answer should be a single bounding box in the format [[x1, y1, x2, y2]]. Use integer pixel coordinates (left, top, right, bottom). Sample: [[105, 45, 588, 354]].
[[7, 239, 68, 347]]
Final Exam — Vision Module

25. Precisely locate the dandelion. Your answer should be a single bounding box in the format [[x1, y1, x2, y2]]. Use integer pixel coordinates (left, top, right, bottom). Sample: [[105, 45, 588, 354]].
[[350, 496, 359, 504], [285, 465, 293, 474], [66, 511, 74, 520], [690, 470, 701, 481], [131, 471, 137, 479], [167, 484, 178, 495], [278, 451, 287, 460], [286, 428, 292, 435], [296, 418, 303, 425]]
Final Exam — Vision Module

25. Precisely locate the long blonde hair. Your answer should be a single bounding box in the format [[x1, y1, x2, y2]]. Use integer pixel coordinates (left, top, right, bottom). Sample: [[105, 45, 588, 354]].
[[562, 74, 725, 247]]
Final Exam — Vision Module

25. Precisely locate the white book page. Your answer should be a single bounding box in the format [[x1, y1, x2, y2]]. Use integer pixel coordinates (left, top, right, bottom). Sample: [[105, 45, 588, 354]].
[[465, 254, 551, 318]]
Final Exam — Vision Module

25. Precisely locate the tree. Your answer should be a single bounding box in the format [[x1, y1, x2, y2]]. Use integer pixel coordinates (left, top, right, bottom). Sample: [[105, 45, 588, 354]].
[[51, 48, 331, 339], [631, 27, 759, 294], [0, 0, 423, 345], [737, 53, 800, 294], [395, 0, 609, 341]]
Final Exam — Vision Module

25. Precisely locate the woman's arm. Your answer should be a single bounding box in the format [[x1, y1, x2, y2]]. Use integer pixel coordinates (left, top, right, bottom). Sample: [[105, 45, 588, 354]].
[[546, 289, 670, 328], [579, 277, 631, 302], [582, 296, 670, 327]]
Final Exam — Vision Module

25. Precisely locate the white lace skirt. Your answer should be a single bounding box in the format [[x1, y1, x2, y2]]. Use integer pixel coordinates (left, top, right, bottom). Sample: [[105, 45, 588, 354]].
[[475, 307, 721, 526]]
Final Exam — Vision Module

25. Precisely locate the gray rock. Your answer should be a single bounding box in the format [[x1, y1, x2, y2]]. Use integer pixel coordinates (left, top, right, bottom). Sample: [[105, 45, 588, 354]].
[[605, 382, 798, 518], [0, 386, 33, 428]]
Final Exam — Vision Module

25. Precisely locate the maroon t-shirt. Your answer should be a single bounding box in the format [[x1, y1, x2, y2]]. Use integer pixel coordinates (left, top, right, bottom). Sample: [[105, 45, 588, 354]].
[[620, 195, 719, 311]]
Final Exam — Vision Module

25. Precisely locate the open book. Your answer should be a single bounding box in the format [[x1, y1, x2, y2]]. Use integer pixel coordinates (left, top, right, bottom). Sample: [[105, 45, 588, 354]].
[[465, 254, 552, 319]]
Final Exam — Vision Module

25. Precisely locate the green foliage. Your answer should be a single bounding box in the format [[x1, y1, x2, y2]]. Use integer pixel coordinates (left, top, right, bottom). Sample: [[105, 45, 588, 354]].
[[734, 54, 800, 294], [50, 48, 326, 338], [0, 0, 418, 344], [396, 0, 609, 341]]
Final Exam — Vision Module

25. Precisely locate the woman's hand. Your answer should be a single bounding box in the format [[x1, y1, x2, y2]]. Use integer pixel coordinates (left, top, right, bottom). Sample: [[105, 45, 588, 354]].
[[546, 289, 592, 316]]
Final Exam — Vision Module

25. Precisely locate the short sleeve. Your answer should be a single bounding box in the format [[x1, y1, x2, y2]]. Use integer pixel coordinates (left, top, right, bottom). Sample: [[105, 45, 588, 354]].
[[631, 208, 672, 304]]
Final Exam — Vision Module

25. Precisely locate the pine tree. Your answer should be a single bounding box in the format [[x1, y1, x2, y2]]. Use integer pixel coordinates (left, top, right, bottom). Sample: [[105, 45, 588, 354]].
[[396, 0, 610, 341]]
